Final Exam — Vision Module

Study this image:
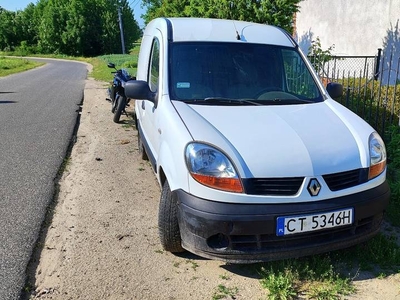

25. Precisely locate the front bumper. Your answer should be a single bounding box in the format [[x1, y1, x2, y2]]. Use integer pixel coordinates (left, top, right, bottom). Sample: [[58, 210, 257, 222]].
[[175, 181, 390, 263]]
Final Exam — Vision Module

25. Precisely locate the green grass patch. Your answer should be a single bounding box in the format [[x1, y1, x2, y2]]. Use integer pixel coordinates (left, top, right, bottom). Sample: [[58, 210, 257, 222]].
[[219, 273, 231, 280], [0, 56, 44, 77], [212, 284, 239, 300], [87, 54, 138, 83], [57, 157, 71, 176], [259, 255, 354, 300], [185, 259, 199, 271], [256, 232, 400, 299], [339, 233, 400, 270], [0, 47, 140, 83], [89, 47, 140, 82]]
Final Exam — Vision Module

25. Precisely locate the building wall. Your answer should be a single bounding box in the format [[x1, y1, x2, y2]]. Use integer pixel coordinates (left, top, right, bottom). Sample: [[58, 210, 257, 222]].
[[295, 0, 400, 84], [295, 0, 400, 56]]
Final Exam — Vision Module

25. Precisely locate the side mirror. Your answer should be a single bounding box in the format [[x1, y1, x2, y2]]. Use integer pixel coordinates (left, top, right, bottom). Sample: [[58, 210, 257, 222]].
[[107, 62, 115, 69], [326, 82, 343, 99], [124, 80, 157, 105]]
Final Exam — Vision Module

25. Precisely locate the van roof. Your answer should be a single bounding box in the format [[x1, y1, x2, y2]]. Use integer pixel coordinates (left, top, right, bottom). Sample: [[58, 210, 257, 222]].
[[145, 17, 296, 47]]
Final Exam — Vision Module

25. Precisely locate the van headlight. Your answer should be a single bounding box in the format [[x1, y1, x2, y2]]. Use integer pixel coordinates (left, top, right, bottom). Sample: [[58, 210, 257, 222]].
[[368, 132, 387, 180], [185, 143, 243, 193]]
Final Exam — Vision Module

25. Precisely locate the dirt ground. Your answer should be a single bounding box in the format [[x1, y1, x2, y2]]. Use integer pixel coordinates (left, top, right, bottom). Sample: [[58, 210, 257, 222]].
[[26, 76, 400, 300]]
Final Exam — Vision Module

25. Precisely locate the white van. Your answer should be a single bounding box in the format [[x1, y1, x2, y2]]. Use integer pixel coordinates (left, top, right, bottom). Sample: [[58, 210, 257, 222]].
[[124, 17, 390, 263]]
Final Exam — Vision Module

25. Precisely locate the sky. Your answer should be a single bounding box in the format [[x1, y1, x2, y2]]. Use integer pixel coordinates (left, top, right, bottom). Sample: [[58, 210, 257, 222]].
[[0, 0, 146, 28]]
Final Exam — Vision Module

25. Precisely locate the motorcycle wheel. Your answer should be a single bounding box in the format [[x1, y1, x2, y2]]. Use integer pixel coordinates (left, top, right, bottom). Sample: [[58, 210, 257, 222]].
[[111, 100, 116, 113], [113, 96, 126, 123], [111, 90, 117, 113]]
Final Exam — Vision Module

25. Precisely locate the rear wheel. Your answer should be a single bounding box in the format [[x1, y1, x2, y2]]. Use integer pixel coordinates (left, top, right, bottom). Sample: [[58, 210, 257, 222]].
[[158, 180, 184, 253], [113, 96, 126, 123]]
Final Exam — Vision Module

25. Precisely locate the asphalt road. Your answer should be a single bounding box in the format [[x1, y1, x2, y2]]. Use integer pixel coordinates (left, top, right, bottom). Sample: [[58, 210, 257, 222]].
[[0, 58, 88, 300]]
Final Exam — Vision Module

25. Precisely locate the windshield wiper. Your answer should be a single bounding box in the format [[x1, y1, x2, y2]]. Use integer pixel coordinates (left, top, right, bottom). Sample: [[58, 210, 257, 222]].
[[181, 97, 315, 105], [203, 97, 262, 106], [262, 98, 315, 104]]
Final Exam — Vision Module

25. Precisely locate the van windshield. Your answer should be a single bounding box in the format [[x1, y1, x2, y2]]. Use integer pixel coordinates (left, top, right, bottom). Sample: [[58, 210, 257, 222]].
[[169, 42, 323, 105]]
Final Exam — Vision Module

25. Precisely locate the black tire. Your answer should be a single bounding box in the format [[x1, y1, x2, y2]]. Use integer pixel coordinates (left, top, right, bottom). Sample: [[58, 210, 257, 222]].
[[111, 99, 116, 113], [138, 131, 149, 161], [158, 180, 184, 253], [111, 90, 117, 113], [113, 96, 126, 123]]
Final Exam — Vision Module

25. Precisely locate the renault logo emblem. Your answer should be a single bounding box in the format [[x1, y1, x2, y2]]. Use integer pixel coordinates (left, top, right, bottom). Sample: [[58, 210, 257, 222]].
[[308, 179, 321, 196]]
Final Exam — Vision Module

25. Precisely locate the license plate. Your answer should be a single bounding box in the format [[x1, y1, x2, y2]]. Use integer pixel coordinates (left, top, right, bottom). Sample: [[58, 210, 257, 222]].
[[276, 208, 353, 236]]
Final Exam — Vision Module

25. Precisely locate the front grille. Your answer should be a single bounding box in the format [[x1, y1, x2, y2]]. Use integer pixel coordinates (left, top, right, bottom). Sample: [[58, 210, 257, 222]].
[[242, 168, 368, 196], [243, 177, 304, 196], [323, 168, 368, 191]]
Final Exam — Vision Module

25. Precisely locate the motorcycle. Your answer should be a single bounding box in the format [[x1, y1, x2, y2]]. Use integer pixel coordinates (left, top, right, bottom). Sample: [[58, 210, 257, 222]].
[[106, 62, 134, 123]]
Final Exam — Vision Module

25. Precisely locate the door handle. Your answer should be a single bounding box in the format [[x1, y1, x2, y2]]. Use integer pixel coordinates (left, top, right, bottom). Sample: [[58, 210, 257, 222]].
[[142, 101, 145, 110]]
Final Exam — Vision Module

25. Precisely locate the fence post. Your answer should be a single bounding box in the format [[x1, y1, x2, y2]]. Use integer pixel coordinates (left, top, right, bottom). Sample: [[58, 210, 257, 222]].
[[374, 48, 382, 80]]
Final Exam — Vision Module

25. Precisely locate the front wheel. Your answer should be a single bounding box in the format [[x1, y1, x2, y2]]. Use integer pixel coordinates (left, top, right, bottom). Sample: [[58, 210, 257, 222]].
[[110, 89, 117, 113], [158, 180, 184, 253], [113, 96, 126, 123]]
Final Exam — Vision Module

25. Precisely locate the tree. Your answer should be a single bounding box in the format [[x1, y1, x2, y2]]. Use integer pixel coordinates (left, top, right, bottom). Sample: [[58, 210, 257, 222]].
[[18, 3, 39, 47], [37, 0, 69, 54], [61, 0, 102, 56], [0, 0, 141, 56], [142, 0, 300, 33], [97, 0, 141, 55], [0, 9, 17, 50]]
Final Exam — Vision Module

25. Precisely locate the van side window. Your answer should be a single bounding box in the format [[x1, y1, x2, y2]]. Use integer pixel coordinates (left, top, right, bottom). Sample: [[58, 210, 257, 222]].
[[148, 39, 160, 93], [282, 49, 319, 99]]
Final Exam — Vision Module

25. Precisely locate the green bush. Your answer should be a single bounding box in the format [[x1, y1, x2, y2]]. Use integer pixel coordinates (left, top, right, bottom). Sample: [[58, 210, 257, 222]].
[[385, 125, 400, 225], [330, 77, 400, 226], [13, 41, 34, 56], [333, 77, 400, 136]]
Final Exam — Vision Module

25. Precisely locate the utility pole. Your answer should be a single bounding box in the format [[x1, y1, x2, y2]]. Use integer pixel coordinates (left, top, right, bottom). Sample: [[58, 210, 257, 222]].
[[118, 7, 126, 54]]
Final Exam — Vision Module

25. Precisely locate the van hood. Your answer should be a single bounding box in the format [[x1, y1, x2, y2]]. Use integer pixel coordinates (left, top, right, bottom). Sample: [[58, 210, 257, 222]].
[[172, 100, 372, 178]]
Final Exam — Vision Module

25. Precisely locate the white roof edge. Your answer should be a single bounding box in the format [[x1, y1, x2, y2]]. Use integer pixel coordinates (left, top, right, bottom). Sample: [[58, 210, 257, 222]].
[[146, 17, 295, 47]]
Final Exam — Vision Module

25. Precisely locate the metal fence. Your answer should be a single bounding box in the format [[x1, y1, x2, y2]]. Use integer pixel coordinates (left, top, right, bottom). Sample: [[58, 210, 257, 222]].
[[309, 48, 400, 137]]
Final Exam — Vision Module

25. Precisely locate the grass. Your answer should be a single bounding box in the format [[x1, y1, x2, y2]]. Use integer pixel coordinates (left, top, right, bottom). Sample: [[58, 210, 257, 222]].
[[57, 157, 71, 176], [0, 56, 44, 77], [255, 232, 400, 299], [86, 54, 137, 83], [341, 232, 400, 270], [258, 255, 355, 300], [212, 284, 239, 300], [219, 273, 231, 280], [87, 46, 140, 82], [186, 259, 199, 271], [0, 45, 140, 82]]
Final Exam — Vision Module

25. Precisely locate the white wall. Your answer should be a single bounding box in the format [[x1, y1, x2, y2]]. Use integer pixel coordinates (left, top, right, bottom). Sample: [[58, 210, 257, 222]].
[[295, 0, 400, 83], [295, 0, 399, 55]]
